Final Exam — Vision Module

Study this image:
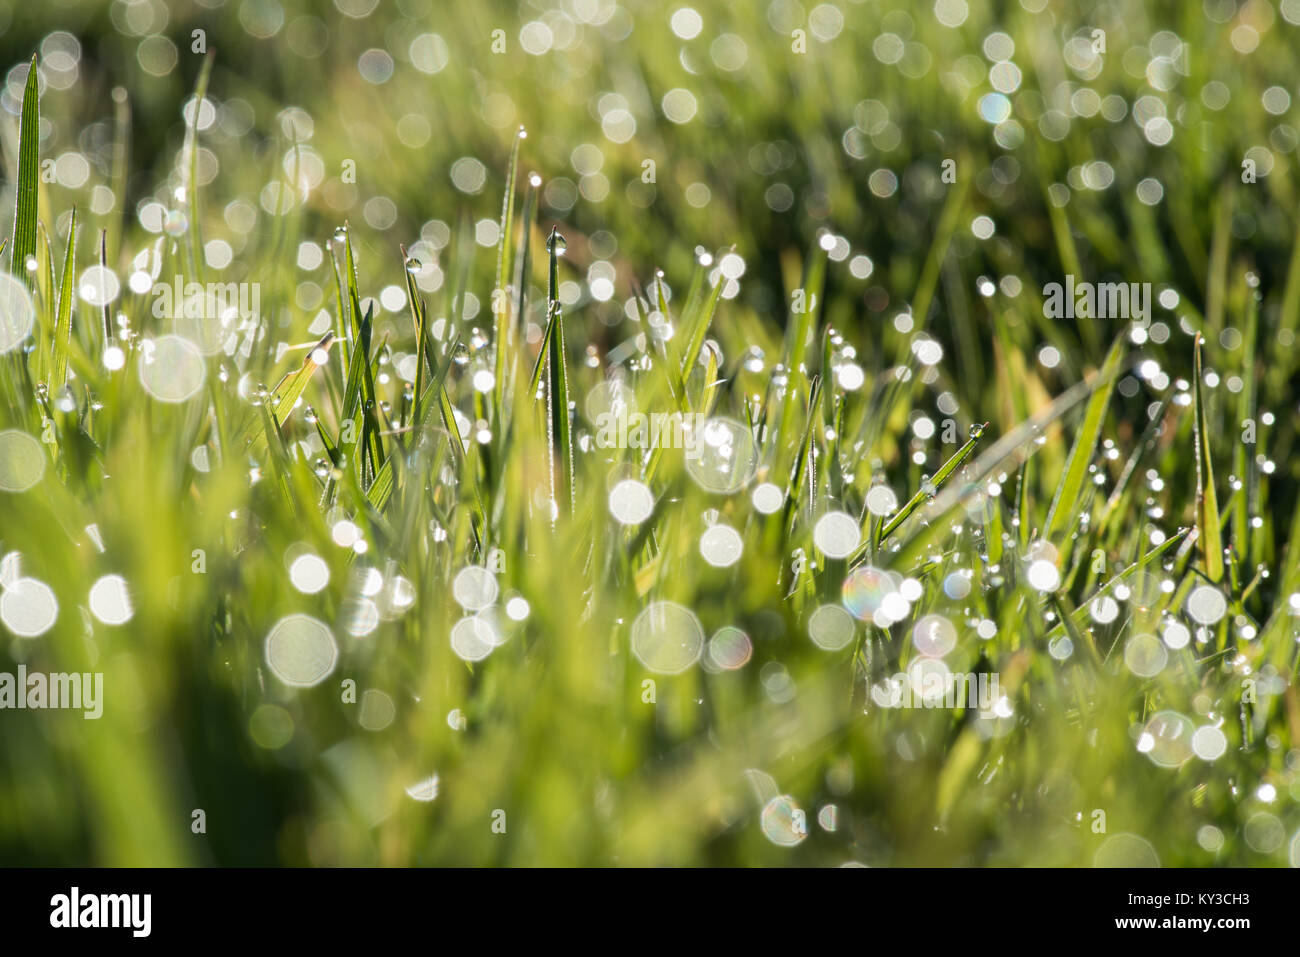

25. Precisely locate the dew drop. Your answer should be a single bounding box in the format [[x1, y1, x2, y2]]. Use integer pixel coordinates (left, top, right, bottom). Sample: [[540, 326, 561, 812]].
[[547, 227, 567, 257]]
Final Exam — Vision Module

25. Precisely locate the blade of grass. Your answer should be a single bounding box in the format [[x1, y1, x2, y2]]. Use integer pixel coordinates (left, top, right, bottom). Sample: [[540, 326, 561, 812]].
[[366, 333, 459, 510], [773, 249, 825, 476], [868, 421, 986, 553], [904, 171, 968, 346], [679, 266, 726, 408], [1205, 186, 1232, 337], [235, 332, 335, 452], [1043, 334, 1125, 541], [107, 86, 130, 261], [183, 51, 214, 286], [1045, 528, 1190, 641], [1231, 287, 1257, 561], [543, 227, 574, 518], [888, 373, 1102, 570], [10, 54, 39, 285], [492, 128, 524, 417], [1193, 334, 1224, 582], [52, 207, 76, 389]]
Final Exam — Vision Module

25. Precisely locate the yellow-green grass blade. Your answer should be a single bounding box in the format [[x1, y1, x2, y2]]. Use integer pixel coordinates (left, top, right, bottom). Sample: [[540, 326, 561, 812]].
[[1193, 334, 1224, 582], [773, 249, 824, 476], [1044, 334, 1125, 542], [679, 266, 725, 408], [544, 227, 574, 517], [183, 50, 214, 286], [10, 54, 39, 285], [493, 128, 524, 417], [52, 207, 76, 389], [863, 421, 985, 558]]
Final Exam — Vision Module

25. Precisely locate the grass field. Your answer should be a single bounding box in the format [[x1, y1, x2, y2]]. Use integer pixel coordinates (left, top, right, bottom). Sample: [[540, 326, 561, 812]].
[[1, 0, 1299, 866]]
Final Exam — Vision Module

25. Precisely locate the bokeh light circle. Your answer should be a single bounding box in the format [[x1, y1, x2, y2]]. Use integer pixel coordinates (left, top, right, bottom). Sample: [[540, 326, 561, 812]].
[[265, 614, 338, 687], [630, 600, 703, 674], [139, 334, 206, 403], [0, 273, 35, 353]]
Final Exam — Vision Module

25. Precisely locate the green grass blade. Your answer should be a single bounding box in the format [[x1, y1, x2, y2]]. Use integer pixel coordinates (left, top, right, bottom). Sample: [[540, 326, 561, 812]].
[[10, 55, 39, 284], [1045, 528, 1190, 642], [272, 332, 334, 425], [773, 249, 824, 473], [1193, 334, 1224, 582], [679, 267, 725, 406], [493, 128, 524, 416], [235, 332, 334, 452], [183, 50, 214, 285], [871, 422, 985, 551], [527, 295, 557, 400], [1044, 335, 1125, 541], [1232, 287, 1257, 559], [52, 207, 76, 389], [544, 227, 574, 517], [904, 172, 967, 346]]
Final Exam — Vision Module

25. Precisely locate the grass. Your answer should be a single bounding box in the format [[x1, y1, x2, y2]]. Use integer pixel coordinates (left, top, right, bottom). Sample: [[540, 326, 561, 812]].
[[0, 1, 1297, 867]]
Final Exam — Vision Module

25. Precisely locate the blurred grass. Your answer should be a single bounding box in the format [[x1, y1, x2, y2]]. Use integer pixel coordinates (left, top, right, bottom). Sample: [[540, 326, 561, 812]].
[[0, 0, 1297, 866]]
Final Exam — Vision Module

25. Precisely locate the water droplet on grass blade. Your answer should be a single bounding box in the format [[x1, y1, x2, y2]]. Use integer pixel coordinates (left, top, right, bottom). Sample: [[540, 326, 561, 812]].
[[547, 227, 567, 256]]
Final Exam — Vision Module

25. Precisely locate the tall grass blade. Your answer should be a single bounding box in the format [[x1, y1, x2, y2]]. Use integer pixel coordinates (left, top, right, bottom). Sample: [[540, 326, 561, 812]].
[[543, 227, 574, 517], [52, 207, 75, 389], [493, 128, 524, 416], [1044, 335, 1125, 541], [1193, 334, 1224, 582], [10, 55, 39, 285], [183, 51, 214, 285]]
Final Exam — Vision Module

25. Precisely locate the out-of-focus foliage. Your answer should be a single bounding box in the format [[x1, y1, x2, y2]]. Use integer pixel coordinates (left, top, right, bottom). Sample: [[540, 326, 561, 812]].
[[0, 0, 1298, 865]]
